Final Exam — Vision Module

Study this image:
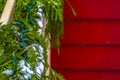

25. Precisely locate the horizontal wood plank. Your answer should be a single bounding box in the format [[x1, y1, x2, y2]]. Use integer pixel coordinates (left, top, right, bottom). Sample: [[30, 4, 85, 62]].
[[58, 72, 120, 80], [64, 0, 120, 18], [61, 21, 120, 44], [51, 47, 120, 69]]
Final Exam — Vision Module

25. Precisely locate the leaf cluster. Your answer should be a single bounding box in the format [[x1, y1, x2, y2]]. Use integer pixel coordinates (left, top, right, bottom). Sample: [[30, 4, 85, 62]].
[[0, 0, 65, 80], [0, 0, 7, 16]]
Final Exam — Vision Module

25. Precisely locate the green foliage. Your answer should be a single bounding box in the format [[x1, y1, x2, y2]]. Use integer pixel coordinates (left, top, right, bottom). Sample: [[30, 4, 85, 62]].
[[39, 0, 64, 47], [49, 69, 65, 80], [0, 0, 7, 16], [0, 0, 65, 80]]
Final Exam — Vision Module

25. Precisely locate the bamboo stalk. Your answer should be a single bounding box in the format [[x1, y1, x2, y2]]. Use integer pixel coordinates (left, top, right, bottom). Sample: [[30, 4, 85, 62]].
[[43, 18, 51, 77], [0, 0, 15, 25]]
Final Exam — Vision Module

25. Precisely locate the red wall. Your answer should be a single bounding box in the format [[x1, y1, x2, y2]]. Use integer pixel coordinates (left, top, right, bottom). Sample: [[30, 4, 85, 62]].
[[51, 0, 120, 80]]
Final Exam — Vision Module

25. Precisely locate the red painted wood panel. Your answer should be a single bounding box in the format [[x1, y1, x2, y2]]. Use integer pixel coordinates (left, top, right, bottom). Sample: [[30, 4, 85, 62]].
[[52, 0, 120, 80], [64, 0, 120, 18], [59, 72, 120, 80], [51, 47, 120, 69], [61, 21, 120, 44]]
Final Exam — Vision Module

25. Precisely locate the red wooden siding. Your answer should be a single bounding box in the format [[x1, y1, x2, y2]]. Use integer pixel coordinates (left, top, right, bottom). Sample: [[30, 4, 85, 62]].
[[64, 0, 120, 18], [51, 0, 120, 80], [61, 21, 120, 44], [52, 47, 120, 69]]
